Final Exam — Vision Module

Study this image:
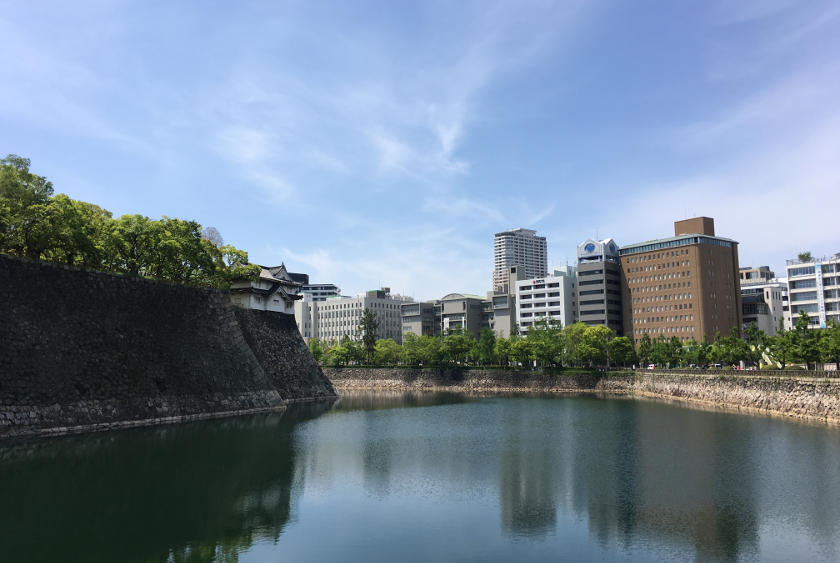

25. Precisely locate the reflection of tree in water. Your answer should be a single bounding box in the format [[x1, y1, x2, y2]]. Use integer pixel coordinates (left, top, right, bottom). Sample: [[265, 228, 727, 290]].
[[0, 400, 335, 563], [334, 390, 471, 413]]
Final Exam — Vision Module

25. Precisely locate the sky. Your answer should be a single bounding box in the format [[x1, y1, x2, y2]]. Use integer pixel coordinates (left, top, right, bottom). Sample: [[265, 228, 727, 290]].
[[2, 1, 839, 300]]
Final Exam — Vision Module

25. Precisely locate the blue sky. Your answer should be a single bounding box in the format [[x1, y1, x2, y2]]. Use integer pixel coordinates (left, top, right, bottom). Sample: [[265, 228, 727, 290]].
[[2, 1, 839, 300]]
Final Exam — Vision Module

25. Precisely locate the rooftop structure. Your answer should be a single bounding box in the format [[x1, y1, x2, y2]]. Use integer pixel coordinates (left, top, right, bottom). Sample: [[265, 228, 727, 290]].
[[230, 264, 302, 315]]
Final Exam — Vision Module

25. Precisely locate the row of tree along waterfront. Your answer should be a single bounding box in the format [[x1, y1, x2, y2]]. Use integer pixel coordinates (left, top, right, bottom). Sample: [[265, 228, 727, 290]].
[[310, 311, 840, 371], [0, 155, 258, 287]]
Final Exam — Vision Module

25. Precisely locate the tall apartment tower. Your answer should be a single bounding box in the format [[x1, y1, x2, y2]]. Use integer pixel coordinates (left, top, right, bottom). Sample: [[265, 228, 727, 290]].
[[575, 239, 623, 334], [620, 217, 742, 344], [493, 228, 547, 293]]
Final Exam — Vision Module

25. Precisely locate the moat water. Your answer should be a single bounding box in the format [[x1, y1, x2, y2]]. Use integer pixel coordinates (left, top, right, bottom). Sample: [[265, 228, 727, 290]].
[[1, 392, 839, 562]]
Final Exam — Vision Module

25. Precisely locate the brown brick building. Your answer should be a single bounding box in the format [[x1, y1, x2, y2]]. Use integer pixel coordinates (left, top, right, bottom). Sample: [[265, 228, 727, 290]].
[[619, 217, 742, 344]]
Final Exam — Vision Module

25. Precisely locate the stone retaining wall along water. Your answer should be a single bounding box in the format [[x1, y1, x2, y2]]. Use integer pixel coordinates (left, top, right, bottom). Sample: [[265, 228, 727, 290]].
[[0, 255, 336, 439], [324, 367, 840, 423]]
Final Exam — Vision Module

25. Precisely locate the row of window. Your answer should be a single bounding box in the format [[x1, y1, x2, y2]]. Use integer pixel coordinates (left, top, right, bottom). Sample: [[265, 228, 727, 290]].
[[626, 260, 690, 274], [632, 281, 692, 295], [633, 314, 695, 324], [634, 302, 693, 313], [629, 271, 691, 284]]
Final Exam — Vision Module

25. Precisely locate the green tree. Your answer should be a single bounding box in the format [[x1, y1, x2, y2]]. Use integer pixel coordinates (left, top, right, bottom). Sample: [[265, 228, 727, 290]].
[[359, 308, 379, 364], [527, 318, 564, 368], [608, 336, 636, 367], [797, 251, 812, 262], [637, 333, 653, 366], [510, 334, 533, 367], [742, 323, 766, 367], [400, 333, 424, 366], [697, 336, 712, 367], [0, 154, 55, 257], [580, 325, 614, 367], [323, 343, 349, 367], [494, 337, 511, 367], [476, 327, 497, 366], [650, 335, 671, 367], [668, 336, 685, 367], [374, 338, 401, 366], [308, 339, 324, 363], [441, 329, 475, 365], [683, 338, 700, 366], [794, 310, 820, 370], [768, 328, 796, 369], [564, 322, 589, 367], [418, 335, 443, 367], [823, 321, 840, 370]]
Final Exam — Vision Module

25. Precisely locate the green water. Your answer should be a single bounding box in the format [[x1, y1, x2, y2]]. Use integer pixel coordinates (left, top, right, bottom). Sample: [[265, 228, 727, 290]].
[[1, 392, 839, 562]]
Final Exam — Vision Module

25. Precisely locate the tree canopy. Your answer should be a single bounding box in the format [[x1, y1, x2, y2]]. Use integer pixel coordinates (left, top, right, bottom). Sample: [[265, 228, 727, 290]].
[[1, 154, 258, 287]]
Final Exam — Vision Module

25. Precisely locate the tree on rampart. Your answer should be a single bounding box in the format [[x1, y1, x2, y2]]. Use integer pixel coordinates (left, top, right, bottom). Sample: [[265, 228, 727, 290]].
[[0, 154, 257, 288]]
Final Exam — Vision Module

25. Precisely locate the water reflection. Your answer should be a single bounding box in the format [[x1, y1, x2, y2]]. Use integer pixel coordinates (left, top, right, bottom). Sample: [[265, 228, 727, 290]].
[[2, 394, 840, 562], [0, 401, 334, 563]]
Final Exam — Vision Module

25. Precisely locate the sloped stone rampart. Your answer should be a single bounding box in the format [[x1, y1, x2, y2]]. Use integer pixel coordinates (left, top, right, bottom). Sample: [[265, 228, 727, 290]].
[[325, 368, 840, 423], [0, 255, 335, 439]]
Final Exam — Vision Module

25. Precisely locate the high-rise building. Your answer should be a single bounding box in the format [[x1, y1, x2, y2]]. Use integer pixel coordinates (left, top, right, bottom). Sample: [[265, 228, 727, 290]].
[[576, 239, 623, 334], [493, 228, 547, 293], [620, 217, 742, 344], [785, 253, 840, 328]]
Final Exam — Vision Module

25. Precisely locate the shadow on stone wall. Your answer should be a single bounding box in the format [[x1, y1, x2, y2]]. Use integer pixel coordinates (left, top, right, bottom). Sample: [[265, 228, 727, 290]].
[[0, 255, 335, 438]]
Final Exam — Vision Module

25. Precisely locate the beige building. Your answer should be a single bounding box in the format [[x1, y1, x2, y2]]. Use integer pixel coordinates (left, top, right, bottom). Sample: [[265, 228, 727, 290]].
[[620, 217, 742, 344], [400, 301, 440, 338], [295, 287, 411, 344], [493, 228, 547, 293]]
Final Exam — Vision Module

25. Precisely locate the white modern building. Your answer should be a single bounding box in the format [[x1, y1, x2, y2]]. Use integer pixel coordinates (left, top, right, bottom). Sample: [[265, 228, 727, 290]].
[[740, 279, 787, 336], [296, 287, 412, 344], [516, 266, 577, 331], [493, 228, 547, 293], [785, 254, 840, 328], [230, 264, 302, 315], [301, 283, 341, 302]]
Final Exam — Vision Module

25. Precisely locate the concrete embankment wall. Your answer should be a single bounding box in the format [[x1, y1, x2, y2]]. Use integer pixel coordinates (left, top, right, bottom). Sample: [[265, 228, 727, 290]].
[[0, 255, 335, 439], [325, 367, 840, 423]]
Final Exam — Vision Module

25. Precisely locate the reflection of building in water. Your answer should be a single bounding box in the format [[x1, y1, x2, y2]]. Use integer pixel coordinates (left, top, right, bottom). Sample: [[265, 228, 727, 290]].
[[575, 401, 760, 560], [498, 404, 557, 537]]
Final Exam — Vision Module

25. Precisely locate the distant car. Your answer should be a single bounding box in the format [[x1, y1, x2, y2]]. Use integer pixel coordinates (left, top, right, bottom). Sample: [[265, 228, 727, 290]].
[[711, 363, 722, 368], [647, 364, 655, 370], [689, 364, 697, 368]]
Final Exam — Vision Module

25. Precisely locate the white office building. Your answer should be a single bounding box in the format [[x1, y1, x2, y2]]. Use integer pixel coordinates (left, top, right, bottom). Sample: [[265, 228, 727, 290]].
[[493, 228, 547, 293], [295, 287, 413, 344], [515, 266, 577, 330], [786, 254, 840, 328]]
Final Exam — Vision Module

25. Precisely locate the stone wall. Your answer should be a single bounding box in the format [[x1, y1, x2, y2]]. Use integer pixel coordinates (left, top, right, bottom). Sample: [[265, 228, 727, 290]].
[[325, 367, 840, 423], [0, 255, 335, 439]]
